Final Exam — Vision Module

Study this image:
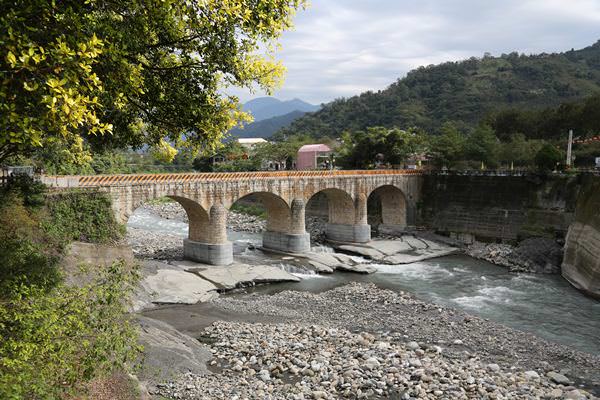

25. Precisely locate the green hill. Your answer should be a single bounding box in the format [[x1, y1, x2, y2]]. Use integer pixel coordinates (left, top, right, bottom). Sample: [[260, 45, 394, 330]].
[[278, 41, 600, 139]]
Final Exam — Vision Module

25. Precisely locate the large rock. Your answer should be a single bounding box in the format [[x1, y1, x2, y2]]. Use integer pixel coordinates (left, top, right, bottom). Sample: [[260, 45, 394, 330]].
[[141, 269, 218, 305], [61, 241, 135, 286], [336, 237, 458, 265], [562, 176, 600, 299], [368, 240, 413, 256], [336, 244, 385, 259], [383, 248, 458, 265], [336, 263, 377, 274], [185, 263, 300, 290], [136, 316, 211, 389], [306, 261, 334, 274], [563, 222, 600, 299]]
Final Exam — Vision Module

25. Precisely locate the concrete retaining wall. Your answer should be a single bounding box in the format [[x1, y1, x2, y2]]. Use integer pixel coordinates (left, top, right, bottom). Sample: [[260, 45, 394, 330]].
[[420, 174, 580, 243]]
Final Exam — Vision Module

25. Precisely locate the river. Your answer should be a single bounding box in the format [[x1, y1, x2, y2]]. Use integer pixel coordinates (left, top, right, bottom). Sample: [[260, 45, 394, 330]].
[[129, 208, 600, 355]]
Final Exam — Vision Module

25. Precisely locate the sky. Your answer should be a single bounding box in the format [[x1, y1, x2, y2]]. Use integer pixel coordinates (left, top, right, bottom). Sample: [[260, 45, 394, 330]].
[[230, 0, 600, 105]]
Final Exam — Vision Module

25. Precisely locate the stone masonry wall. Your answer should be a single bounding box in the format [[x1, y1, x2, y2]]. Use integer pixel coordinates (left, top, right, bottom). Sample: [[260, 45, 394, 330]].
[[420, 174, 581, 243]]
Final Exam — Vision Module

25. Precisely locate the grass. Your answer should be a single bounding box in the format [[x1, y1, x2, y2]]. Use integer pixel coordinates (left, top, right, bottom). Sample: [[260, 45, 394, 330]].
[[230, 203, 267, 219], [147, 196, 175, 205]]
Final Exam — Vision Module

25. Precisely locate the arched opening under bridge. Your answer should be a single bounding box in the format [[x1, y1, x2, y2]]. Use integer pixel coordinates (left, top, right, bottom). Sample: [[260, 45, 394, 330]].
[[367, 185, 408, 234], [306, 188, 370, 243]]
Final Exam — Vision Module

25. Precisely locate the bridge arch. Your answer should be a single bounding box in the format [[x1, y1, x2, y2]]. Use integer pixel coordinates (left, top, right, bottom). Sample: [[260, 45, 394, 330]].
[[307, 188, 370, 243], [367, 185, 408, 232], [167, 196, 211, 243], [307, 188, 355, 225], [228, 192, 310, 254], [229, 192, 292, 233]]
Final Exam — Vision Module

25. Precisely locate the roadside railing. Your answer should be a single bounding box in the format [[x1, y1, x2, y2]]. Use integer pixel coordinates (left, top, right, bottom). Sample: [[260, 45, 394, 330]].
[[41, 169, 425, 188]]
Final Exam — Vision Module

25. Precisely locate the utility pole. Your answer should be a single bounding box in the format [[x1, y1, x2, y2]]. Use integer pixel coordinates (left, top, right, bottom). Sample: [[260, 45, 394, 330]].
[[566, 129, 573, 168]]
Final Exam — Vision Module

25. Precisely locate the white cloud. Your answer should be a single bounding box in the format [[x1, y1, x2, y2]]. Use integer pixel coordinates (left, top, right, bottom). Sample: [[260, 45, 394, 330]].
[[229, 0, 600, 104]]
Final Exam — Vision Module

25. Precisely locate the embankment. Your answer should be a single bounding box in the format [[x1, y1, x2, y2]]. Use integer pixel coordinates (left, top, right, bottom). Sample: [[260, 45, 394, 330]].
[[420, 173, 579, 243], [562, 175, 600, 299]]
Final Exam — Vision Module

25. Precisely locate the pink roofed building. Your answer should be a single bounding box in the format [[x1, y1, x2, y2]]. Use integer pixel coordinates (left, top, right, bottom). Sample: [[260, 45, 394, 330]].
[[296, 144, 332, 170]]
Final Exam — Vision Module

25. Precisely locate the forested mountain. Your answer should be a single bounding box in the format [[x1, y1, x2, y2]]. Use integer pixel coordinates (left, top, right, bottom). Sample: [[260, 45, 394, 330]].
[[277, 41, 600, 139], [230, 110, 307, 138], [242, 97, 319, 122]]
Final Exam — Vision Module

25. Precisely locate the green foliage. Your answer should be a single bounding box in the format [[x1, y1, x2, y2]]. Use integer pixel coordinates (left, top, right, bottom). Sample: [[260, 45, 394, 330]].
[[1, 0, 307, 164], [489, 93, 600, 141], [230, 203, 267, 219], [278, 41, 600, 139], [464, 125, 500, 167], [0, 194, 61, 294], [211, 158, 261, 172], [535, 143, 564, 171], [427, 122, 467, 168], [2, 174, 46, 208], [43, 191, 124, 244], [0, 260, 140, 400], [252, 134, 317, 169], [0, 179, 139, 399], [497, 134, 545, 167], [337, 127, 427, 169]]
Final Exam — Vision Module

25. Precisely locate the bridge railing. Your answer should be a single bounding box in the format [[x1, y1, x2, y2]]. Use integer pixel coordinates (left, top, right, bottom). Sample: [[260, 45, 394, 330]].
[[41, 169, 424, 188]]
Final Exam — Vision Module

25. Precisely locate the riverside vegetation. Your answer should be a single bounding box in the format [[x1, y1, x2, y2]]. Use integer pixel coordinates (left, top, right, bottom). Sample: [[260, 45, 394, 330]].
[[0, 177, 139, 399]]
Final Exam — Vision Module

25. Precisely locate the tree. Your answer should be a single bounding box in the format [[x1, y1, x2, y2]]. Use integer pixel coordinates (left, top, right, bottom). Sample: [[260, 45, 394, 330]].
[[464, 124, 500, 167], [497, 133, 544, 168], [337, 127, 428, 169], [1, 0, 307, 165], [428, 122, 466, 168], [252, 134, 315, 169], [535, 143, 563, 171]]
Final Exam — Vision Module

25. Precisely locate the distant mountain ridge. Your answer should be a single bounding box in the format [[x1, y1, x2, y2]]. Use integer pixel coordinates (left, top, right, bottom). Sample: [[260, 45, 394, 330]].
[[229, 97, 320, 138], [231, 110, 308, 138], [276, 40, 600, 139], [243, 97, 320, 122]]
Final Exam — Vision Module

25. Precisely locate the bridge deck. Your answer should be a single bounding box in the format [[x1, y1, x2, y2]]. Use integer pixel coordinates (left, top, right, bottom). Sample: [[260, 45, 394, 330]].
[[42, 169, 422, 188]]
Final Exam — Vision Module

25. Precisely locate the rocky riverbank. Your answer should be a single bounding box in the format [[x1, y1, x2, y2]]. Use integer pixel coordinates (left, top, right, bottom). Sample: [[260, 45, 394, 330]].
[[466, 237, 564, 274], [148, 283, 599, 399]]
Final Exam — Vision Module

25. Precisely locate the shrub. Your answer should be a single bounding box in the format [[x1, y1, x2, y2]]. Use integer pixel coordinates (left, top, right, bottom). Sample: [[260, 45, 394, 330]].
[[0, 194, 62, 293], [0, 260, 140, 399], [230, 203, 267, 219], [43, 191, 124, 244], [535, 143, 564, 171], [0, 180, 139, 398]]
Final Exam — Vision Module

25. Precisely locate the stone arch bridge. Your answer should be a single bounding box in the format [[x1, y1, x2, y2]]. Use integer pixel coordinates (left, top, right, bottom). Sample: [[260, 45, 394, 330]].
[[43, 170, 423, 265]]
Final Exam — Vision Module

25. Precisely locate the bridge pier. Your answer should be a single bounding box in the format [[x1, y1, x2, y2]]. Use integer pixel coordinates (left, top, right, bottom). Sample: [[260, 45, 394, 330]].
[[325, 192, 371, 243], [183, 240, 233, 265], [262, 198, 311, 253], [263, 231, 311, 253], [325, 223, 371, 243], [184, 203, 233, 266]]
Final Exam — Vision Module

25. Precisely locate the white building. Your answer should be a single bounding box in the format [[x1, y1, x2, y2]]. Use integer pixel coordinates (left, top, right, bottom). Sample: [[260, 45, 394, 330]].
[[237, 138, 267, 150]]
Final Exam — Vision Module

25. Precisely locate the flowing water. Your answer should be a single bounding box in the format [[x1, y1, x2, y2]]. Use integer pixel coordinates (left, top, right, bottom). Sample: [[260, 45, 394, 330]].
[[129, 209, 600, 355]]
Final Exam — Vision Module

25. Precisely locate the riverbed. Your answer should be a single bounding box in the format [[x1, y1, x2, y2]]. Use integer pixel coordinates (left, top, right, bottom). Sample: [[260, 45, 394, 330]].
[[129, 207, 600, 356]]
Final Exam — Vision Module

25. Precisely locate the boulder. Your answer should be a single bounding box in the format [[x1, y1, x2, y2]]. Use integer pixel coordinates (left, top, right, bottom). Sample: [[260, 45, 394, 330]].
[[368, 240, 413, 256], [307, 261, 335, 274], [141, 269, 218, 305], [136, 316, 211, 389], [186, 264, 300, 290], [336, 245, 385, 260], [336, 263, 377, 274]]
